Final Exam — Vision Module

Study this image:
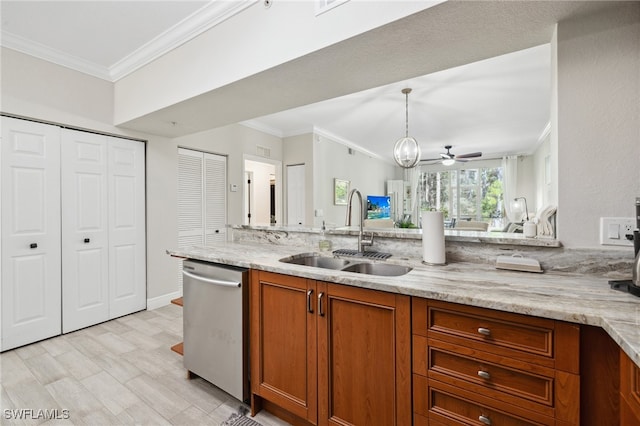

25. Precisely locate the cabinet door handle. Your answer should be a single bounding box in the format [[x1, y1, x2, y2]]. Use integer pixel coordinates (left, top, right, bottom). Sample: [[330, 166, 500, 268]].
[[479, 415, 492, 425], [477, 327, 491, 336], [30, 243, 37, 249], [84, 238, 90, 243], [477, 370, 491, 380], [307, 289, 314, 313], [318, 292, 325, 317]]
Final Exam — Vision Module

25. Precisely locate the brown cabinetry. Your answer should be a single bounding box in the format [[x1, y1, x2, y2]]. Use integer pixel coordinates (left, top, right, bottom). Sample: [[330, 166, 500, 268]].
[[620, 349, 640, 424], [413, 299, 580, 425], [250, 270, 411, 426]]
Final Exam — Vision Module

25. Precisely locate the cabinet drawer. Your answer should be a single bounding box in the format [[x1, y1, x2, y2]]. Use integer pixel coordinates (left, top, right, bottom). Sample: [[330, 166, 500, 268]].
[[429, 345, 554, 408], [426, 300, 555, 362], [414, 375, 554, 426]]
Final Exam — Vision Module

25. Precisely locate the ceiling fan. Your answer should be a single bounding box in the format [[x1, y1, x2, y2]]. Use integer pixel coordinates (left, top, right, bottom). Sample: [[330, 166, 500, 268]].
[[420, 145, 482, 166]]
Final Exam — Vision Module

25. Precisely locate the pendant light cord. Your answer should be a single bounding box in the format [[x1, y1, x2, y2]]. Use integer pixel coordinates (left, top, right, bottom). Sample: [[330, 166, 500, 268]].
[[405, 91, 409, 137]]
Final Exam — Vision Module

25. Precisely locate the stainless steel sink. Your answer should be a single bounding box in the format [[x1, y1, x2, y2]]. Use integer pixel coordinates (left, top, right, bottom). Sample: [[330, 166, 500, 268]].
[[340, 262, 412, 277], [280, 254, 351, 270], [280, 254, 412, 276]]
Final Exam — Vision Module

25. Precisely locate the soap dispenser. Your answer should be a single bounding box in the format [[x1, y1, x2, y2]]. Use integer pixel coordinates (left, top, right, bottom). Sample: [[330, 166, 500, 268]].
[[319, 221, 332, 252]]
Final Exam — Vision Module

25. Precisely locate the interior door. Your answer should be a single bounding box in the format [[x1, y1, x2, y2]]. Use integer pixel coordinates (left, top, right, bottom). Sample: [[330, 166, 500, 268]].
[[204, 152, 227, 245], [108, 137, 146, 318], [287, 164, 305, 225], [61, 129, 109, 333], [1, 117, 62, 351]]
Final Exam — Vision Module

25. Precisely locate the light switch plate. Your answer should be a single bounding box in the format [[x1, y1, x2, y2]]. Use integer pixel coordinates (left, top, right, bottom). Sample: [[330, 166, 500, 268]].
[[600, 217, 635, 246]]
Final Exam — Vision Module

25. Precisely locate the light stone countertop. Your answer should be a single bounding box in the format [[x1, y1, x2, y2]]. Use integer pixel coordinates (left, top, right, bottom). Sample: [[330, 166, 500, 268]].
[[168, 241, 640, 367]]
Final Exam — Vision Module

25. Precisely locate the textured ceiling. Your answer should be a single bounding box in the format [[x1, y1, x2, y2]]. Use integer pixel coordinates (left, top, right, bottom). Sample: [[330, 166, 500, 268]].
[[0, 1, 620, 162]]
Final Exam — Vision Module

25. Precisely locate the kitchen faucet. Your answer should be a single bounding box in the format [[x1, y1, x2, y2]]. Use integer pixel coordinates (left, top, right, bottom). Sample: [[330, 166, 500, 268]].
[[345, 188, 374, 253]]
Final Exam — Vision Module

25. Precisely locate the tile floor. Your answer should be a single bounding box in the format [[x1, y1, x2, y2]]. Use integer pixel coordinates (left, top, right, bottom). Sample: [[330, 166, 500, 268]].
[[0, 304, 289, 425]]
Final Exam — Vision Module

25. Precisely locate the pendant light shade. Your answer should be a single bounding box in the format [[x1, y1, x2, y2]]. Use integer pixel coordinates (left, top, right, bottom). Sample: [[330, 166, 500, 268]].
[[393, 88, 421, 168]]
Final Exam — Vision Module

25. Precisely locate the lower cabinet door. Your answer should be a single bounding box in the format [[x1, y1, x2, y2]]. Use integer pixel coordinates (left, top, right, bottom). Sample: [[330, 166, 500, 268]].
[[620, 349, 640, 424], [250, 271, 318, 423], [317, 282, 411, 426]]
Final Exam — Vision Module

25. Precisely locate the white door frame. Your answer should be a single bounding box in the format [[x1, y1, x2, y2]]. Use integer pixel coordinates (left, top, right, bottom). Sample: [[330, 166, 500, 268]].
[[242, 155, 282, 226]]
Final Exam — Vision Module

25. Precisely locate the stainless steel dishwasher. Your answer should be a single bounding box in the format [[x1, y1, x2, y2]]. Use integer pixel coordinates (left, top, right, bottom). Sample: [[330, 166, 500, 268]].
[[182, 259, 249, 402]]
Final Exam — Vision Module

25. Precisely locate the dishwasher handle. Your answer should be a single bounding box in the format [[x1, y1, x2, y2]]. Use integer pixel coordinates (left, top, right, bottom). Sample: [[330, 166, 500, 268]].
[[182, 269, 241, 288]]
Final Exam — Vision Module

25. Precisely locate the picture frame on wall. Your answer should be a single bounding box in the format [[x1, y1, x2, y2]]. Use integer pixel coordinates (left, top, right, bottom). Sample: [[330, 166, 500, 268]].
[[334, 178, 350, 205]]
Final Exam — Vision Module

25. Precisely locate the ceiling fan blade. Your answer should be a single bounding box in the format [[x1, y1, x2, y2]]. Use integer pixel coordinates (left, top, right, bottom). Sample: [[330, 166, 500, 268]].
[[419, 157, 444, 162], [456, 151, 482, 159]]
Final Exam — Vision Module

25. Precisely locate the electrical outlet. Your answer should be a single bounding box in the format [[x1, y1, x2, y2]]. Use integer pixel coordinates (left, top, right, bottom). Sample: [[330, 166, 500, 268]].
[[600, 217, 636, 246]]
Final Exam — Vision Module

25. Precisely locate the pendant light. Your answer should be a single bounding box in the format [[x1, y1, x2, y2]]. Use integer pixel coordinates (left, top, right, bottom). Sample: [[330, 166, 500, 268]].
[[393, 88, 421, 168]]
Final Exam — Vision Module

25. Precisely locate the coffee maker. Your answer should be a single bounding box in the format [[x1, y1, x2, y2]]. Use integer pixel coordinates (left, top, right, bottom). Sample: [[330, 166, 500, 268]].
[[633, 197, 640, 285], [610, 197, 640, 296]]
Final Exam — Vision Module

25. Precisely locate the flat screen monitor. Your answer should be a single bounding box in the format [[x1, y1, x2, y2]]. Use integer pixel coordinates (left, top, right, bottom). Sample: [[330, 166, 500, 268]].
[[367, 195, 391, 219]]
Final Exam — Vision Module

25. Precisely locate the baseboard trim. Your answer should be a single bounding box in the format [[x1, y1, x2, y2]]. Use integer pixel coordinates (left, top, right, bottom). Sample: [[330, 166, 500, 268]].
[[147, 290, 182, 310]]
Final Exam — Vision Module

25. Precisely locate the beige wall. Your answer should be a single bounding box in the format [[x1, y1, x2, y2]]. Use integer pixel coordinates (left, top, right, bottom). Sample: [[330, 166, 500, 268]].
[[1, 48, 115, 133], [556, 3, 640, 247], [2, 2, 639, 304], [150, 126, 282, 299]]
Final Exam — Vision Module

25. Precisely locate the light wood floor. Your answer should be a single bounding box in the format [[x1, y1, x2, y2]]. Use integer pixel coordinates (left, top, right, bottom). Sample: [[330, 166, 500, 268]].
[[0, 304, 289, 426]]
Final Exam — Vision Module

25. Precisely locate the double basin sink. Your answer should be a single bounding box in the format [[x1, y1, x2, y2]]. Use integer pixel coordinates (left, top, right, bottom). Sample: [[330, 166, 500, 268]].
[[279, 253, 412, 277]]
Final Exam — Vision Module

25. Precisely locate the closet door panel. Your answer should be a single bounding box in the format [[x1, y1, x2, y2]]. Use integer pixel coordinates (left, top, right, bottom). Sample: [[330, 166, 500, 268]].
[[1, 117, 61, 351], [177, 148, 204, 292], [61, 129, 109, 333], [108, 138, 146, 318], [204, 153, 227, 246]]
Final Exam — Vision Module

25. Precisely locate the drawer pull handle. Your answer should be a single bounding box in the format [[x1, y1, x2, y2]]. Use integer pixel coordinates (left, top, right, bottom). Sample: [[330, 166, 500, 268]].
[[30, 243, 38, 249], [477, 327, 491, 336], [479, 415, 492, 425], [477, 370, 491, 380], [307, 289, 314, 313], [318, 292, 325, 317]]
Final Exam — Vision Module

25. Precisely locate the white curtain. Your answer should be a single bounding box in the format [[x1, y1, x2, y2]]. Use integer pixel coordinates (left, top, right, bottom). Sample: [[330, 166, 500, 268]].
[[502, 156, 519, 223], [404, 167, 420, 225]]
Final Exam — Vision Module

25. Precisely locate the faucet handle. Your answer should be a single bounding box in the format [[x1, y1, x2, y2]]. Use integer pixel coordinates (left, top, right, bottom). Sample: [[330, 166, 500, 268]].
[[362, 232, 375, 247]]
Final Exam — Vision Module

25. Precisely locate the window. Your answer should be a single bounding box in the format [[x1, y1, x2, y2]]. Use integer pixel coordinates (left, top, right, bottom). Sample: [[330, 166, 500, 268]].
[[418, 163, 504, 230]]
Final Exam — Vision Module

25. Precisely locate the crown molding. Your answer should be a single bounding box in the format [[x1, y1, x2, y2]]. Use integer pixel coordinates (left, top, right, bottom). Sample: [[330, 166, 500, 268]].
[[313, 126, 390, 163], [1, 31, 112, 80], [110, 0, 257, 81], [1, 0, 258, 82], [537, 121, 551, 144], [240, 120, 286, 138]]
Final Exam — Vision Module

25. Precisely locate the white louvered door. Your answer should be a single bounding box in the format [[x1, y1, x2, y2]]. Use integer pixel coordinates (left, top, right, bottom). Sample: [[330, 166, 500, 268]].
[[61, 129, 109, 333], [1, 117, 62, 351], [204, 153, 227, 245], [177, 148, 227, 291], [178, 148, 204, 250]]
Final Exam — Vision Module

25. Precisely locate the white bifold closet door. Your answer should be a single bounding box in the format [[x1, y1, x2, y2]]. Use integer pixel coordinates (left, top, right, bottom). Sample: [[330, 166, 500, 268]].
[[1, 117, 62, 351], [107, 137, 146, 319], [62, 129, 146, 332], [61, 130, 109, 333]]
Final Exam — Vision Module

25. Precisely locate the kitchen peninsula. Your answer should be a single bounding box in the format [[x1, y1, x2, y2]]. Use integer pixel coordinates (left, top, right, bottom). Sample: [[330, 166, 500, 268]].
[[169, 226, 640, 425]]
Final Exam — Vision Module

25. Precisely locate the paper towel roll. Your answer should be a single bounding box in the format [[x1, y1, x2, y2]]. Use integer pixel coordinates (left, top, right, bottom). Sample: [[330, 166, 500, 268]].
[[422, 211, 446, 265]]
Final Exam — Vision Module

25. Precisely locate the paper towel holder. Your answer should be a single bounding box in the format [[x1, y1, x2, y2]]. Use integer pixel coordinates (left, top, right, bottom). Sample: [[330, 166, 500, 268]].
[[422, 260, 447, 266]]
